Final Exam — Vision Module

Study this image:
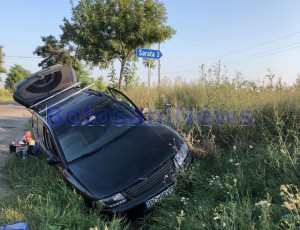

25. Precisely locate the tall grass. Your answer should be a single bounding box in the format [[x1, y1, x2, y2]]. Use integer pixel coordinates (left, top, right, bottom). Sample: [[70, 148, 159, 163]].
[[0, 157, 127, 229], [0, 122, 127, 230], [125, 66, 300, 229], [1, 66, 300, 229], [0, 88, 12, 102]]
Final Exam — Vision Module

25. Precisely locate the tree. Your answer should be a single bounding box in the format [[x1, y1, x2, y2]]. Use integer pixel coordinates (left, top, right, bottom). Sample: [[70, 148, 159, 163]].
[[124, 59, 139, 89], [95, 76, 107, 92], [0, 46, 7, 86], [33, 35, 78, 69], [34, 35, 94, 87], [142, 58, 156, 70], [5, 65, 31, 91], [75, 62, 95, 87], [296, 74, 300, 88], [142, 58, 156, 89], [107, 63, 118, 88], [61, 0, 175, 89]]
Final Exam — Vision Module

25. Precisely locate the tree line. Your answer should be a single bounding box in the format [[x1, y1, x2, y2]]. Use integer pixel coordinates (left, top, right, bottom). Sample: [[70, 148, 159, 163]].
[[1, 0, 175, 91]]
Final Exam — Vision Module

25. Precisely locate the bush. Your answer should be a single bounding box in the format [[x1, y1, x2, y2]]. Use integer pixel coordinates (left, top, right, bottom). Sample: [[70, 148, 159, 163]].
[[0, 88, 12, 101]]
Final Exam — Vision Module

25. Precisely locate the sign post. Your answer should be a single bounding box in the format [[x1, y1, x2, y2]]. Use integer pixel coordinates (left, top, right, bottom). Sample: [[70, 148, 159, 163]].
[[136, 48, 163, 60], [136, 48, 163, 91]]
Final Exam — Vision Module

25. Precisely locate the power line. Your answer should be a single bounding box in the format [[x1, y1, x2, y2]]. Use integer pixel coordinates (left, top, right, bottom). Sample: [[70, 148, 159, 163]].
[[5, 55, 42, 59], [158, 42, 300, 75], [200, 31, 300, 62], [226, 41, 300, 63], [226, 44, 300, 65], [168, 31, 300, 68]]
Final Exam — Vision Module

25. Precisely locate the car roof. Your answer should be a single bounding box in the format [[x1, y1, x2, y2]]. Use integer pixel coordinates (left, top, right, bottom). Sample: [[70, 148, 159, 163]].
[[36, 88, 112, 130]]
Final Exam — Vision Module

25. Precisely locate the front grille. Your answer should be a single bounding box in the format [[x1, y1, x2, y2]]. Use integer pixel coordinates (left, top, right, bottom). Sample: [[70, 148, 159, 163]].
[[124, 158, 176, 198]]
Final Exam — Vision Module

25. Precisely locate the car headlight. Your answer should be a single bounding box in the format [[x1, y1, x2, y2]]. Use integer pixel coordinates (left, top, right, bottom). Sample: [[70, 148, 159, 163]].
[[100, 193, 127, 208], [175, 143, 188, 166]]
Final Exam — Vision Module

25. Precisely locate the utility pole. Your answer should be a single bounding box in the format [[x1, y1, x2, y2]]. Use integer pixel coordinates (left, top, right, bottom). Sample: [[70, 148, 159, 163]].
[[158, 43, 161, 87], [148, 63, 150, 93]]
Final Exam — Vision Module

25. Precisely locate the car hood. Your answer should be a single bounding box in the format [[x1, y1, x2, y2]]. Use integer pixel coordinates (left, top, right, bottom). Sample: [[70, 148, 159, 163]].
[[67, 123, 182, 198]]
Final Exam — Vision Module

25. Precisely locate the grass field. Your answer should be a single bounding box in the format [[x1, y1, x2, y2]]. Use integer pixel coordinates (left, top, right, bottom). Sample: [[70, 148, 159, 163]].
[[0, 70, 299, 229]]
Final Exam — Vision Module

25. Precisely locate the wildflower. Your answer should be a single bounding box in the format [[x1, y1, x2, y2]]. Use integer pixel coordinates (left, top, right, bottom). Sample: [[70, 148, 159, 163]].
[[233, 146, 236, 151], [280, 184, 288, 193], [249, 145, 253, 149], [223, 222, 227, 227], [255, 200, 271, 207], [235, 163, 240, 166], [181, 197, 187, 205], [213, 216, 220, 220], [280, 149, 286, 154], [255, 200, 267, 206], [229, 159, 233, 163], [283, 202, 295, 211], [89, 227, 99, 230]]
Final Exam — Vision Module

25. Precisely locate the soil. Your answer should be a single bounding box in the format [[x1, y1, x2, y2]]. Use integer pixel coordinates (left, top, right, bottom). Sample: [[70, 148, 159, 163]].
[[0, 101, 31, 198]]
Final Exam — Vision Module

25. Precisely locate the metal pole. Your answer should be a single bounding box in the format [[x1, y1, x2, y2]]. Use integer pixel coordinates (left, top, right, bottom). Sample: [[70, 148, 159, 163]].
[[158, 43, 161, 87], [148, 64, 150, 93]]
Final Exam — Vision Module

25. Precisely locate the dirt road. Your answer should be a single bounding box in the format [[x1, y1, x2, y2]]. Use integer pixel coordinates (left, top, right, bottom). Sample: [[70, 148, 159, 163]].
[[0, 101, 31, 198]]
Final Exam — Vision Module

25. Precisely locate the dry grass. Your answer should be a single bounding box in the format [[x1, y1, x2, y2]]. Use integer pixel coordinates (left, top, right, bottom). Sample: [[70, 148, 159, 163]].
[[0, 88, 12, 102]]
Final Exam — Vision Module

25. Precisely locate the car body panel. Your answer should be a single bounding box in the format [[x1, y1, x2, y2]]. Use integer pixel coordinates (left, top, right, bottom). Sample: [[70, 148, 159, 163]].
[[67, 123, 182, 198], [13, 65, 191, 213]]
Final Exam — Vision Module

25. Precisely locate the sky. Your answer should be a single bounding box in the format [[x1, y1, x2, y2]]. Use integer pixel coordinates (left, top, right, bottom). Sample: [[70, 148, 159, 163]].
[[0, 0, 300, 86]]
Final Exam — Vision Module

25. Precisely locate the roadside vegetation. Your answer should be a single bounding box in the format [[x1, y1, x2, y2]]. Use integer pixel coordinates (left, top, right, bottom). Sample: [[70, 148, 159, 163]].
[[132, 68, 300, 229], [0, 122, 128, 230], [1, 0, 299, 227], [0, 88, 12, 102], [0, 65, 299, 229]]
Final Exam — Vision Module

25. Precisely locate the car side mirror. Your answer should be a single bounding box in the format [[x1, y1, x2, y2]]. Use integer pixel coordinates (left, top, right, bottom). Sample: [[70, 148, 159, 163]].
[[47, 156, 60, 165]]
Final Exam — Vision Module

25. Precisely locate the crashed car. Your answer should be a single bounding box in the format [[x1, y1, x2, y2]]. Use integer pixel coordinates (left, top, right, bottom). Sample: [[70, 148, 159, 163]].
[[13, 64, 191, 213]]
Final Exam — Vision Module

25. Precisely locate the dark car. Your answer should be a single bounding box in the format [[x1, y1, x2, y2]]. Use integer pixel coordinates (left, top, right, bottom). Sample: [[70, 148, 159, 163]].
[[13, 64, 191, 213]]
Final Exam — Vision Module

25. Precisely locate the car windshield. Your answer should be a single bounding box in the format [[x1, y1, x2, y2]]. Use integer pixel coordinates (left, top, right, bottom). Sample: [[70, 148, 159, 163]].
[[55, 101, 143, 162]]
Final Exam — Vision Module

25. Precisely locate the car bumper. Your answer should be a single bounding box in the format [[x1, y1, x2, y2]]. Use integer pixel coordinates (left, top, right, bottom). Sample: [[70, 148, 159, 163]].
[[100, 153, 192, 214]]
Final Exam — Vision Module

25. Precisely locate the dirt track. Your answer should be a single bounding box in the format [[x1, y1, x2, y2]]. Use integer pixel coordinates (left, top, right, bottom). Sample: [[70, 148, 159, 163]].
[[0, 101, 31, 198]]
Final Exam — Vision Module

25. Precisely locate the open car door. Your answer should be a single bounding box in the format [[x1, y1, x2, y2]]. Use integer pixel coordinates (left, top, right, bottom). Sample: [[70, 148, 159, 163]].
[[13, 65, 78, 109], [107, 87, 146, 120]]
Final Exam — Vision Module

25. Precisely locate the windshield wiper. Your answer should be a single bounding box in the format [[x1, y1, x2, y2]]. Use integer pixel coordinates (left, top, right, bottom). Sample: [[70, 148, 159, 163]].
[[68, 126, 137, 164]]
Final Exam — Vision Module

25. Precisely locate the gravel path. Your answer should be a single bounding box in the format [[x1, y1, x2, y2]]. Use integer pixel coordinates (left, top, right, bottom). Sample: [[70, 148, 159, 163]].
[[0, 101, 31, 198]]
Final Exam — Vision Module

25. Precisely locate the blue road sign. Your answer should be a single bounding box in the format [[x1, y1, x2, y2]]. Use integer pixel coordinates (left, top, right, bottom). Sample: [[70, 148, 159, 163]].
[[136, 48, 163, 60]]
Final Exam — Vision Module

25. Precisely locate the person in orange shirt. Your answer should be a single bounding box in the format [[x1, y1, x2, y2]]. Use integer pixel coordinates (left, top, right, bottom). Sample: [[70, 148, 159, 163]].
[[22, 131, 38, 159]]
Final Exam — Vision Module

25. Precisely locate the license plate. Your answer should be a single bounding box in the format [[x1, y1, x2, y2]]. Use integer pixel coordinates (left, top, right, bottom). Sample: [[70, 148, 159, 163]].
[[145, 185, 175, 209]]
